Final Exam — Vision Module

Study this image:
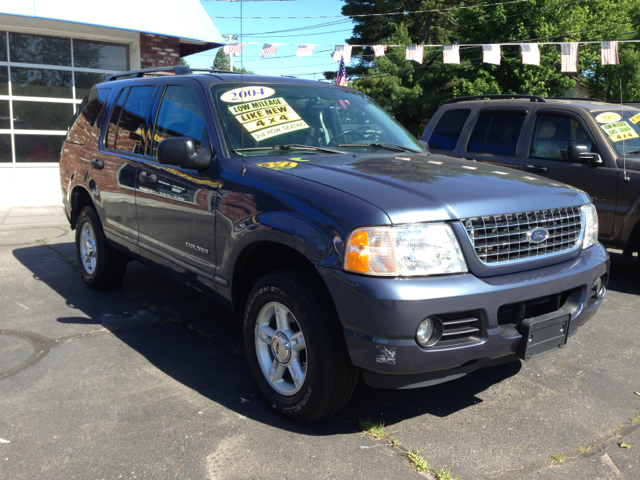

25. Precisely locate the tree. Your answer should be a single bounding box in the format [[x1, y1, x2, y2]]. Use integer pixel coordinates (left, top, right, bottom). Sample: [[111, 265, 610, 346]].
[[180, 58, 190, 68], [213, 48, 230, 70], [339, 0, 640, 132]]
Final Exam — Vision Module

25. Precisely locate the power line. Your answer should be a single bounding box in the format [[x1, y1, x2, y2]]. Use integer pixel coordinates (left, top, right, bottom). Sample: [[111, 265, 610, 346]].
[[209, 0, 528, 19]]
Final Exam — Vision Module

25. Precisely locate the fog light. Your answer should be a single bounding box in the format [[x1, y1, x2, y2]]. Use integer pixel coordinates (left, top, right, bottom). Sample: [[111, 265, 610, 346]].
[[592, 276, 605, 298], [416, 317, 436, 347]]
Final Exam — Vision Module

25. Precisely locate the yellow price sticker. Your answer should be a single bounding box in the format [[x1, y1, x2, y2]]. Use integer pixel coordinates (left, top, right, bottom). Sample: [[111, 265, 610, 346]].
[[601, 121, 640, 142], [629, 112, 640, 124]]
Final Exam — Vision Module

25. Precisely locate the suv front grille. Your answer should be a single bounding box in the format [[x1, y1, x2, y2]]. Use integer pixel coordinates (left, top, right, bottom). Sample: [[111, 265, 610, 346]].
[[462, 207, 583, 265]]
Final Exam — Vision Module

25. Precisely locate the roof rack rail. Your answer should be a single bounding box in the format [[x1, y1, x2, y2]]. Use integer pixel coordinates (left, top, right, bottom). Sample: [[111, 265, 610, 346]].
[[447, 94, 547, 104], [107, 66, 193, 81], [547, 97, 604, 102], [189, 68, 250, 75]]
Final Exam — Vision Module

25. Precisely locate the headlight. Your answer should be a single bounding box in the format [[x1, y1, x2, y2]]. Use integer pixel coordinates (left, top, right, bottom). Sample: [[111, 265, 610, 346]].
[[580, 204, 598, 250], [345, 223, 468, 276]]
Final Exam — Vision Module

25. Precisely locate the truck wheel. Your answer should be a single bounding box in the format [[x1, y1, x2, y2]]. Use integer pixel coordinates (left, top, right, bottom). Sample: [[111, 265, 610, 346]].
[[244, 270, 358, 422], [75, 206, 127, 290]]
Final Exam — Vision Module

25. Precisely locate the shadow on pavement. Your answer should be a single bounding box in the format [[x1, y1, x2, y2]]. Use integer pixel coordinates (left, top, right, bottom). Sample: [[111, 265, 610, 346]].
[[604, 249, 640, 295], [15, 242, 527, 433]]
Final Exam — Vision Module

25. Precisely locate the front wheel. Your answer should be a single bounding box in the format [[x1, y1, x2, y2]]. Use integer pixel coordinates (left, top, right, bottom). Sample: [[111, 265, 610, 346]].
[[244, 270, 358, 422], [75, 206, 127, 290]]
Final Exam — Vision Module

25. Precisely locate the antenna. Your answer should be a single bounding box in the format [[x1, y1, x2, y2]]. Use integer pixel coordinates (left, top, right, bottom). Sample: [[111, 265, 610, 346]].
[[240, 0, 246, 176], [621, 79, 630, 182]]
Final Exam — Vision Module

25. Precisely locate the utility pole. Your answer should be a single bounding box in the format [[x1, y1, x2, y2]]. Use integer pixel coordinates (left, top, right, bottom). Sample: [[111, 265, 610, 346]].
[[224, 33, 238, 71]]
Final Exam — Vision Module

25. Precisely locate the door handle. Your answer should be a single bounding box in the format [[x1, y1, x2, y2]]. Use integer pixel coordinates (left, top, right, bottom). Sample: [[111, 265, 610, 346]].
[[138, 171, 157, 186], [526, 165, 548, 173], [90, 158, 104, 170]]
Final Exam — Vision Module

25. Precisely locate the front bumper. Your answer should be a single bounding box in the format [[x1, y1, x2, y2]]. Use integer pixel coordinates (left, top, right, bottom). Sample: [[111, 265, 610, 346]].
[[318, 243, 609, 389]]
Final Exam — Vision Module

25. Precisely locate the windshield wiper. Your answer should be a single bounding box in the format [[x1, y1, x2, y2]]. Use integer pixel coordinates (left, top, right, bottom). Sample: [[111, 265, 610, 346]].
[[233, 144, 346, 154], [622, 149, 640, 155], [336, 142, 423, 153]]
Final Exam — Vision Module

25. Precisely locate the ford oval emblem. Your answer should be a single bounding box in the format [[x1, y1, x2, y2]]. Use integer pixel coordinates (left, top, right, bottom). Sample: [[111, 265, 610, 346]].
[[527, 227, 549, 244]]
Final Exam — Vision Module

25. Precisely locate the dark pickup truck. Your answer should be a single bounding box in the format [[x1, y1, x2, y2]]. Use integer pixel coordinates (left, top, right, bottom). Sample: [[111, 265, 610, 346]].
[[423, 94, 640, 265], [61, 69, 608, 422]]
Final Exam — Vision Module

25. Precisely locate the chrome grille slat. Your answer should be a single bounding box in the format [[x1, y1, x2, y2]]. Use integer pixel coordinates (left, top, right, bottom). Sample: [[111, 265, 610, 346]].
[[441, 326, 480, 336], [463, 207, 584, 266], [442, 318, 478, 326]]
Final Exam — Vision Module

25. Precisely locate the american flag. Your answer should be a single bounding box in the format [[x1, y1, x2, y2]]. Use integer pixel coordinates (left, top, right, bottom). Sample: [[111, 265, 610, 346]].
[[335, 56, 347, 86], [406, 45, 424, 64], [223, 43, 246, 56], [337, 99, 350, 110], [601, 41, 619, 65], [561, 43, 579, 72], [296, 45, 315, 57], [482, 44, 501, 65], [443, 44, 460, 64], [372, 45, 387, 57], [520, 43, 540, 66], [333, 45, 352, 62], [261, 44, 281, 59]]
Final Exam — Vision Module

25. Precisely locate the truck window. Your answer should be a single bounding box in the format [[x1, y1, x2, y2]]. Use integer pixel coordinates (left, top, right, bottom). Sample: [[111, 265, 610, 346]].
[[429, 109, 470, 150], [531, 115, 593, 160], [151, 85, 205, 158], [468, 112, 525, 156], [66, 87, 111, 145], [113, 86, 156, 155]]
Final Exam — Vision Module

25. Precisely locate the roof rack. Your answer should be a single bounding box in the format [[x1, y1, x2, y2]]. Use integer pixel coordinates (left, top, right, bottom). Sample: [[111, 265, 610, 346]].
[[547, 97, 604, 102], [106, 66, 249, 81], [447, 94, 547, 104]]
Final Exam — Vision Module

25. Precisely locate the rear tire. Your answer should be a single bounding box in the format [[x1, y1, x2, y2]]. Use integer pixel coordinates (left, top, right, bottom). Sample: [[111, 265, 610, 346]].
[[75, 206, 127, 290], [244, 269, 358, 422]]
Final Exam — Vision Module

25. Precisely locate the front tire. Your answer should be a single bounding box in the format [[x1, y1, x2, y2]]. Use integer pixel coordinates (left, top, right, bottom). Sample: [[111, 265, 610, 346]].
[[75, 206, 127, 290], [244, 270, 358, 422]]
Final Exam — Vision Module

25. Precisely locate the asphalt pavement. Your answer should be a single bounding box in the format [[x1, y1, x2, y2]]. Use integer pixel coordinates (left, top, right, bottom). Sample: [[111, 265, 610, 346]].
[[1, 206, 639, 480]]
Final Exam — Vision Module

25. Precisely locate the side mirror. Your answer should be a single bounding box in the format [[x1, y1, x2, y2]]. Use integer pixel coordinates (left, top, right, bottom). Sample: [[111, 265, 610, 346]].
[[156, 131, 212, 171], [569, 144, 603, 164]]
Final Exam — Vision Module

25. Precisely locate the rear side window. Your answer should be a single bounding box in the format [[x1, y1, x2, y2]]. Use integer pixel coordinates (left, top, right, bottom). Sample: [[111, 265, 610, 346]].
[[468, 112, 525, 156], [429, 109, 470, 150], [107, 88, 129, 149], [66, 87, 111, 145], [151, 85, 205, 158], [113, 86, 156, 155]]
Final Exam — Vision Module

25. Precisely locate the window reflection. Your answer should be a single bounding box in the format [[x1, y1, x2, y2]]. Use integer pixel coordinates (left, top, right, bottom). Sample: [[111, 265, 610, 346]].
[[9, 33, 71, 66], [13, 101, 74, 131], [0, 32, 6, 62], [152, 86, 205, 157], [11, 67, 73, 98], [14, 134, 64, 162], [0, 101, 10, 128], [0, 66, 7, 96], [75, 72, 110, 100], [74, 40, 128, 71], [0, 134, 11, 163], [115, 86, 155, 155]]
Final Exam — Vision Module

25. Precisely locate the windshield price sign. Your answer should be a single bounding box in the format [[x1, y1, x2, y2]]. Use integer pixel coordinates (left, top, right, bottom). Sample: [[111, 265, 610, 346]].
[[601, 121, 640, 142]]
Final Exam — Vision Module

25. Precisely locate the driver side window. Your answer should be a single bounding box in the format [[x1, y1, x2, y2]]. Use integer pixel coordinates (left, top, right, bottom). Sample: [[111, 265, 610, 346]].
[[531, 115, 593, 161], [151, 86, 205, 158]]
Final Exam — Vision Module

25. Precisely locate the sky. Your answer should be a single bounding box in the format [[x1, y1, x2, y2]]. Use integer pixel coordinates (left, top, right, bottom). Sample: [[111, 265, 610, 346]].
[[188, 0, 355, 80]]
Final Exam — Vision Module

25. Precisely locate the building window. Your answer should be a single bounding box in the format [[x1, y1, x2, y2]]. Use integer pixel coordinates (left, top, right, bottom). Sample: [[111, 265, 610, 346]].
[[0, 31, 130, 165]]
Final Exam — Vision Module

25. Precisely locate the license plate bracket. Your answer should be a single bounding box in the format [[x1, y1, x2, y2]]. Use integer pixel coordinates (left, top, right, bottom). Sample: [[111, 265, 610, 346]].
[[516, 311, 570, 361]]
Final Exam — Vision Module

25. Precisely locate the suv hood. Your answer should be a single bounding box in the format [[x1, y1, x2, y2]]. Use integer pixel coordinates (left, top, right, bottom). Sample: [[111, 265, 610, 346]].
[[247, 153, 590, 223]]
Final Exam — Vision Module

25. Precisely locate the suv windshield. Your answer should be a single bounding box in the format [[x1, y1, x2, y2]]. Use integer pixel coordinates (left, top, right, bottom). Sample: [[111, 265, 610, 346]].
[[590, 108, 640, 156], [209, 82, 425, 157]]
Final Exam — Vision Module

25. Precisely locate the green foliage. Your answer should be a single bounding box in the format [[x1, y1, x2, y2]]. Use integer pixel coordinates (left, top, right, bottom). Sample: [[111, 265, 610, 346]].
[[213, 48, 230, 70], [179, 58, 190, 68], [339, 0, 640, 132]]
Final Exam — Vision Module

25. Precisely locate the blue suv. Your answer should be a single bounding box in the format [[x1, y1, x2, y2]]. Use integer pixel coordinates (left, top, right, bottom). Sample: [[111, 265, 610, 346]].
[[60, 67, 609, 422]]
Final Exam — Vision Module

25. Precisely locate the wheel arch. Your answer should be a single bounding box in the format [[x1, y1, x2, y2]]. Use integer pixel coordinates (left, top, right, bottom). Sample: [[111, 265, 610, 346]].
[[231, 241, 335, 314], [70, 186, 96, 230]]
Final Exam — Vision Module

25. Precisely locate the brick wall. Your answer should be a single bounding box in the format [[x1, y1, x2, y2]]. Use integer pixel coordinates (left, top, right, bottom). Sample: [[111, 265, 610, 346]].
[[140, 33, 181, 68]]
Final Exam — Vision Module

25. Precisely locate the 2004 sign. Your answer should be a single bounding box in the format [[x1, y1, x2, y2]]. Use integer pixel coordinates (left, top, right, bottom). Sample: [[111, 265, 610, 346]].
[[220, 86, 275, 103]]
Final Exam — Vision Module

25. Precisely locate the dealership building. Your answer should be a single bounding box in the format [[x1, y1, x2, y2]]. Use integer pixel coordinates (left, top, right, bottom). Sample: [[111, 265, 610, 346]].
[[0, 0, 223, 206]]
